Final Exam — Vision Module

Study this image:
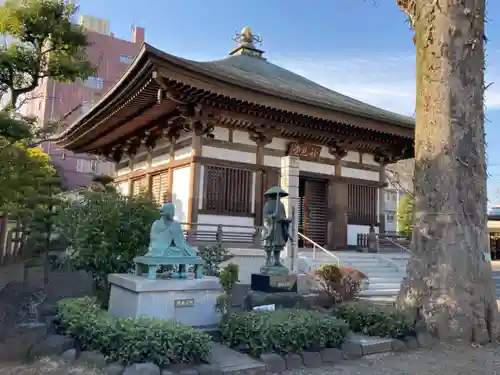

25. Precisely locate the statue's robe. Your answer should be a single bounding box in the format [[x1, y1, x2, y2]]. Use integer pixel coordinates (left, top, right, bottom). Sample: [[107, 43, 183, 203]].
[[262, 198, 290, 249], [146, 219, 197, 257]]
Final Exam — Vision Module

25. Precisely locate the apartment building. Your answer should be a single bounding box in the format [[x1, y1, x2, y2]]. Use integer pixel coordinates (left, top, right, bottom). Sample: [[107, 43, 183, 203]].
[[21, 15, 145, 190]]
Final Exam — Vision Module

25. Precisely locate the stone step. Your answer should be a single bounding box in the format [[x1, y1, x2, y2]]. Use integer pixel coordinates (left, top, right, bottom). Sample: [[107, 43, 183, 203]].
[[206, 342, 266, 375], [360, 288, 400, 297]]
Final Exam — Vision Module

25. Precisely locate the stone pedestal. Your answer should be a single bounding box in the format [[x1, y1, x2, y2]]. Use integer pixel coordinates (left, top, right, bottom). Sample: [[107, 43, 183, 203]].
[[251, 274, 298, 293], [108, 274, 222, 329], [280, 156, 299, 272]]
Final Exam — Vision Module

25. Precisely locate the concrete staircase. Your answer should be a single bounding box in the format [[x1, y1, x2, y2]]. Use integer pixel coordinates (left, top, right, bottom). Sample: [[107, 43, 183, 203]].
[[297, 249, 410, 297]]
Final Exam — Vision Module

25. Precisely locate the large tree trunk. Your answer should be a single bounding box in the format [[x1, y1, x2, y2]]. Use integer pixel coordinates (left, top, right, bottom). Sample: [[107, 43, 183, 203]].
[[395, 0, 498, 342]]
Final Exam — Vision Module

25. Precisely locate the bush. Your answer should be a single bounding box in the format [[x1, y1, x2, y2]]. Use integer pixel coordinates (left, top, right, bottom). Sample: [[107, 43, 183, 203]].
[[220, 309, 349, 357], [198, 244, 233, 276], [314, 264, 363, 308], [331, 301, 414, 338], [56, 190, 158, 307], [215, 263, 239, 315], [56, 297, 211, 365]]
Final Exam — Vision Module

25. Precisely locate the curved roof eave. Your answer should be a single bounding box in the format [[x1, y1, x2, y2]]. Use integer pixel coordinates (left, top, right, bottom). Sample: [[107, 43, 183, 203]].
[[60, 43, 415, 144]]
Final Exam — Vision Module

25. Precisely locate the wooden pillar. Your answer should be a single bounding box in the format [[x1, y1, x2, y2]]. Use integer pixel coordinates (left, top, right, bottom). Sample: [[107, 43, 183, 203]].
[[145, 146, 153, 199], [188, 133, 202, 225], [378, 162, 387, 234], [327, 180, 348, 249], [327, 148, 348, 249], [252, 133, 272, 226]]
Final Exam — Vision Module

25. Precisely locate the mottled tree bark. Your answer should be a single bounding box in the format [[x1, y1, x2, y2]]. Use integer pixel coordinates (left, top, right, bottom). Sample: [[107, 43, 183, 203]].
[[395, 0, 498, 342]]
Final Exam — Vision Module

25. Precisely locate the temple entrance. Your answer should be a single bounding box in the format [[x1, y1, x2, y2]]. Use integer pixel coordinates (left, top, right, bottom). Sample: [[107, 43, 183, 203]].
[[298, 177, 328, 247]]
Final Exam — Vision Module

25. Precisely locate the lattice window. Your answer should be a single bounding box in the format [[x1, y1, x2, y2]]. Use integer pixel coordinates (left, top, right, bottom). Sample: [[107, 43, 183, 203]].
[[131, 177, 148, 197], [348, 184, 378, 225], [203, 165, 252, 215], [151, 171, 169, 206]]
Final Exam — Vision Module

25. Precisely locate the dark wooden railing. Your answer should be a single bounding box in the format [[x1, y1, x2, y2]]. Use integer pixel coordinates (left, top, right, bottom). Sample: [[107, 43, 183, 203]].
[[357, 232, 411, 252], [181, 222, 262, 248]]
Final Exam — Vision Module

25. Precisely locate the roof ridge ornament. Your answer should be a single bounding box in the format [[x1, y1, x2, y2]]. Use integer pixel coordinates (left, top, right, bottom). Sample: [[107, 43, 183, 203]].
[[230, 26, 266, 59]]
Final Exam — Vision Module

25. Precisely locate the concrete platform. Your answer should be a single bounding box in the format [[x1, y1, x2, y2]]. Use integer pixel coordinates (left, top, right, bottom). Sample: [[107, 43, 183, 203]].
[[108, 274, 222, 329]]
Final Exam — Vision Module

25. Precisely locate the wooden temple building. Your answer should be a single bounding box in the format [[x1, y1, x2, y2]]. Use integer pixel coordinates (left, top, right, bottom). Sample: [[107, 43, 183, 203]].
[[57, 27, 415, 250]]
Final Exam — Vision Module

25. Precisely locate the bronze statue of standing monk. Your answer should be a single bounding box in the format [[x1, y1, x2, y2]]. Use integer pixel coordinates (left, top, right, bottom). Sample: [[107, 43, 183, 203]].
[[261, 186, 292, 275]]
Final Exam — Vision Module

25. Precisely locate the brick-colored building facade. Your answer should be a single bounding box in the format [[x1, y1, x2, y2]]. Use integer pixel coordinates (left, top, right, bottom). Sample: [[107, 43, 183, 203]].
[[21, 16, 145, 189]]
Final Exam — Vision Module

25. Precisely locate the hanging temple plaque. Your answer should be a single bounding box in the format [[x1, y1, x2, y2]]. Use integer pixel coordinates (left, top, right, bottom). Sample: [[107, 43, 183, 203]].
[[286, 142, 321, 161]]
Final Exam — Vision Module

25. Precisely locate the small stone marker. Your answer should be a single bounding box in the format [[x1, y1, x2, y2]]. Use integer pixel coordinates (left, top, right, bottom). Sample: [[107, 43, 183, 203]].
[[253, 304, 275, 311], [174, 298, 195, 308]]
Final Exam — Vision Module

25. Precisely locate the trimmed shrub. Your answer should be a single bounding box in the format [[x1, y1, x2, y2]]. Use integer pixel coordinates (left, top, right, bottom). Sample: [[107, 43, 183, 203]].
[[56, 297, 211, 365], [314, 264, 363, 308], [220, 309, 349, 357], [331, 301, 414, 338]]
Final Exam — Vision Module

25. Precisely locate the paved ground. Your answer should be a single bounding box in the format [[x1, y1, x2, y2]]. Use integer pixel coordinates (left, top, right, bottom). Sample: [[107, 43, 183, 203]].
[[2, 343, 500, 375], [285, 343, 500, 375]]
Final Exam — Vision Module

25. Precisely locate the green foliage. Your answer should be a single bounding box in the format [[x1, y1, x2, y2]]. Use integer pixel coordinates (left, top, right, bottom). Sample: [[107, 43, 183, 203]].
[[331, 301, 414, 338], [198, 244, 233, 277], [220, 309, 349, 357], [215, 263, 239, 315], [0, 0, 95, 109], [313, 264, 362, 308], [397, 194, 414, 238], [56, 189, 158, 305], [56, 297, 211, 365]]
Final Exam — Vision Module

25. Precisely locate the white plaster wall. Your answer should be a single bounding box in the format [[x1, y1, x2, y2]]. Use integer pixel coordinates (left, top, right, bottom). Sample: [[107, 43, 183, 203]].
[[299, 160, 335, 175], [116, 167, 131, 176], [212, 126, 229, 141], [197, 214, 254, 231], [172, 166, 191, 223], [201, 145, 255, 164], [263, 155, 281, 168], [221, 249, 266, 284], [134, 161, 148, 170], [117, 181, 129, 196], [342, 168, 379, 181], [362, 154, 379, 166], [174, 146, 192, 160], [151, 153, 170, 167], [232, 130, 255, 145], [266, 137, 287, 151], [347, 224, 378, 246]]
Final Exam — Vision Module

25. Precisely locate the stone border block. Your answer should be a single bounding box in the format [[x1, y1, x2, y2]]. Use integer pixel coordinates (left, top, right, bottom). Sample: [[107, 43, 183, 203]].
[[320, 348, 342, 364], [403, 336, 418, 350], [416, 330, 436, 348], [260, 353, 286, 373], [283, 353, 302, 370], [78, 350, 107, 367], [341, 341, 362, 359], [391, 339, 407, 352], [104, 362, 126, 375], [299, 351, 322, 368], [195, 364, 223, 375], [60, 348, 77, 362]]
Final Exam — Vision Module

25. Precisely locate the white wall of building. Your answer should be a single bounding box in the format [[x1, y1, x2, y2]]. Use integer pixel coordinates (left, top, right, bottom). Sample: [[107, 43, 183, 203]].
[[171, 166, 191, 223]]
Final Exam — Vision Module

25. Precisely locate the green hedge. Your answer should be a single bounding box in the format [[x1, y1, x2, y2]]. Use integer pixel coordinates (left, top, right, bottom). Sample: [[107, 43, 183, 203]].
[[331, 301, 414, 338], [220, 309, 349, 357], [56, 297, 211, 365]]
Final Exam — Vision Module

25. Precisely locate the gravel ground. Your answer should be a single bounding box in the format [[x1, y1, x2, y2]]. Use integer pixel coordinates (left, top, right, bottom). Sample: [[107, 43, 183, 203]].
[[284, 343, 500, 375], [1, 343, 500, 375]]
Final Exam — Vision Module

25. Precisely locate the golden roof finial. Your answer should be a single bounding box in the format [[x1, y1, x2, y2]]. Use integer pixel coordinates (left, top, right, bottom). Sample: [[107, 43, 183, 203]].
[[230, 26, 264, 58]]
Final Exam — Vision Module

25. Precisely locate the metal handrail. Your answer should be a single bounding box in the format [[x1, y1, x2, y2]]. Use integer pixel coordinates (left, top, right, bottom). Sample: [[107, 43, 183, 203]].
[[377, 234, 413, 255], [298, 232, 340, 266]]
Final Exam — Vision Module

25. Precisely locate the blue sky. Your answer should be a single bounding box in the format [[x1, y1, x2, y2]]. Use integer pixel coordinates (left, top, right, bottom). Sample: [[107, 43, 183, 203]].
[[78, 0, 500, 203]]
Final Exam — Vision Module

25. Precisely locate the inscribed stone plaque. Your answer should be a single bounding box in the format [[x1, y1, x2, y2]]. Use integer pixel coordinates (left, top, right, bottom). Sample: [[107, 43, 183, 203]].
[[286, 143, 321, 161], [174, 298, 195, 308]]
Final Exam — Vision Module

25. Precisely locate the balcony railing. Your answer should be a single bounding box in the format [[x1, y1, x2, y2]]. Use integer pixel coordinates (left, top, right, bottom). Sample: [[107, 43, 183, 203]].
[[181, 222, 262, 248]]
